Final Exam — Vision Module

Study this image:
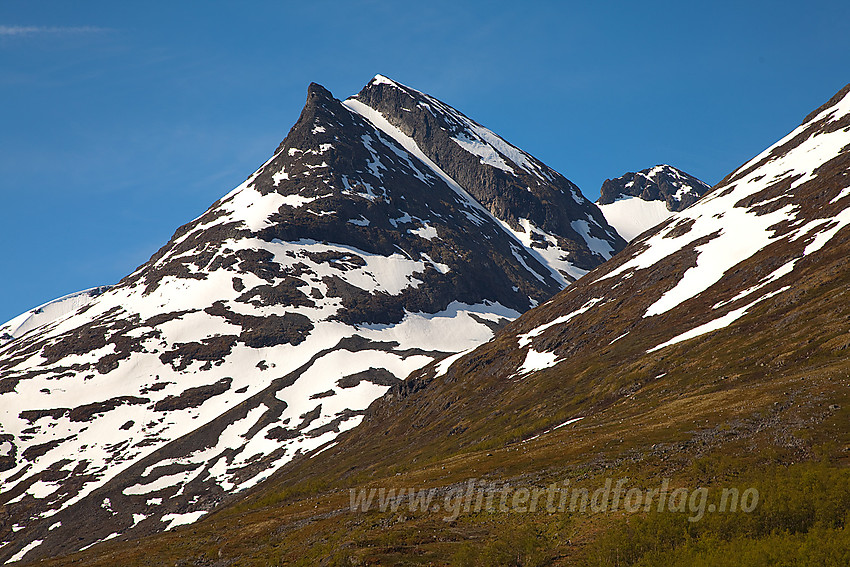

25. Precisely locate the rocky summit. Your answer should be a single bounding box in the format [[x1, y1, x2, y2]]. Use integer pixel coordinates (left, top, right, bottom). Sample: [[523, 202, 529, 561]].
[[596, 164, 712, 241], [349, 76, 626, 283], [0, 76, 624, 564]]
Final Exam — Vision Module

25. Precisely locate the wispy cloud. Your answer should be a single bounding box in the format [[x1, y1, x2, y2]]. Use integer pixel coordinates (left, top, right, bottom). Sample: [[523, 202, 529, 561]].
[[0, 25, 108, 37]]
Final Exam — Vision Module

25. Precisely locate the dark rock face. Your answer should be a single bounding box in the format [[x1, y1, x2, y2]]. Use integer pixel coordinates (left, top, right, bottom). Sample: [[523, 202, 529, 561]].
[[349, 75, 627, 280], [245, 80, 565, 310], [0, 76, 617, 564], [598, 164, 711, 211]]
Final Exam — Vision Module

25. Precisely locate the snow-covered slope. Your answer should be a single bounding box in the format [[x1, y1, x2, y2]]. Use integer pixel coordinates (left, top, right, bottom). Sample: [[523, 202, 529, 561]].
[[0, 287, 110, 347], [481, 82, 850, 380], [0, 78, 617, 564], [595, 197, 672, 242], [596, 164, 711, 241]]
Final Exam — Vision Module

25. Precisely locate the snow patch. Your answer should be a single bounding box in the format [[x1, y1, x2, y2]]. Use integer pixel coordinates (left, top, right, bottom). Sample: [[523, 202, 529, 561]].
[[5, 540, 43, 564], [598, 197, 672, 242], [517, 298, 604, 347], [452, 131, 514, 173], [348, 215, 370, 226], [518, 349, 559, 374], [162, 511, 207, 531], [409, 224, 438, 240], [433, 349, 470, 378], [571, 219, 615, 257], [648, 287, 789, 353]]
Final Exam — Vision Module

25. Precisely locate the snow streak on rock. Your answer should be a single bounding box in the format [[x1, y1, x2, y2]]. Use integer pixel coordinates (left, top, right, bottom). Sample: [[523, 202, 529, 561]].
[[350, 75, 627, 285]]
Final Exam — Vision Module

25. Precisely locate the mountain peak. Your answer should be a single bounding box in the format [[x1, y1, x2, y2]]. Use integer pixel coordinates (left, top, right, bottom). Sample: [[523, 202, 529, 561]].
[[370, 74, 400, 87], [595, 164, 711, 242], [9, 79, 850, 567], [306, 81, 334, 100], [598, 164, 711, 211], [0, 75, 625, 563], [350, 76, 626, 282]]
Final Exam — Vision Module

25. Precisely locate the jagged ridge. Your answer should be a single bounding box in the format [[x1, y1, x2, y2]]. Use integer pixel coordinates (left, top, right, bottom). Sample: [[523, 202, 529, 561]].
[[596, 164, 712, 241]]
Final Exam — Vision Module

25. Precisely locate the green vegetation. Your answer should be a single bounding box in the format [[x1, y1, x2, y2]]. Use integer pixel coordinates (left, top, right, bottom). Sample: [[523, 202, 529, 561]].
[[451, 522, 556, 567], [584, 460, 850, 567]]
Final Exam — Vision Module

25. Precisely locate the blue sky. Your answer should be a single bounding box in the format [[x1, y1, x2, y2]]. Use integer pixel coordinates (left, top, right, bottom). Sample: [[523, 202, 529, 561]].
[[1, 0, 849, 323]]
